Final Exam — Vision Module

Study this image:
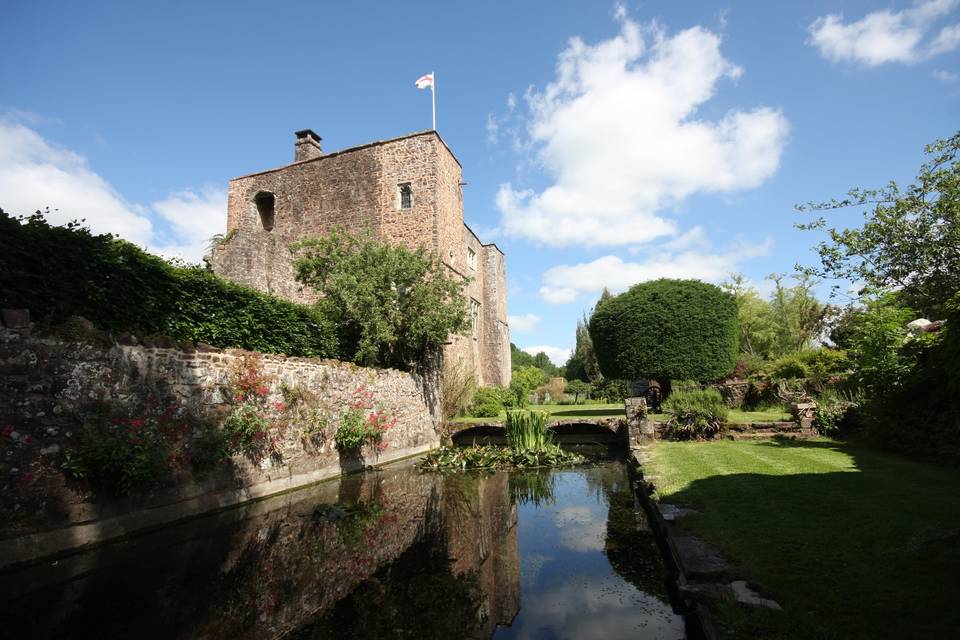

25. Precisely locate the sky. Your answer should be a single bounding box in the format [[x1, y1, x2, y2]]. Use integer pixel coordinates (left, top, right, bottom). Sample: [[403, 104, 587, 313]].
[[1, 0, 958, 366]]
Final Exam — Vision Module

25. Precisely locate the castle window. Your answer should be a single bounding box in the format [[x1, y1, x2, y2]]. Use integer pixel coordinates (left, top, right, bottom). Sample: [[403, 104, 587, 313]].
[[398, 183, 413, 210], [255, 192, 275, 231], [470, 298, 481, 338], [467, 247, 477, 271]]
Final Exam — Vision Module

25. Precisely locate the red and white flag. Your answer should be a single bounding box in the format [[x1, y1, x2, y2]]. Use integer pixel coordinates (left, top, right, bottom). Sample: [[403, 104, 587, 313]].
[[415, 72, 434, 89]]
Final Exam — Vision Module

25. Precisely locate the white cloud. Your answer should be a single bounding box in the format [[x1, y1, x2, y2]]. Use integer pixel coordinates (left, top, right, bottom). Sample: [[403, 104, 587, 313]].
[[150, 188, 229, 262], [0, 118, 225, 263], [494, 12, 788, 248], [934, 68, 960, 81], [539, 237, 772, 304], [508, 313, 541, 332], [808, 0, 960, 66], [521, 345, 572, 367]]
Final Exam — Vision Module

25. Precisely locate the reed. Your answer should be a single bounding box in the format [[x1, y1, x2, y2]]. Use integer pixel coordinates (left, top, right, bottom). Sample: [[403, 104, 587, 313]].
[[505, 410, 551, 452]]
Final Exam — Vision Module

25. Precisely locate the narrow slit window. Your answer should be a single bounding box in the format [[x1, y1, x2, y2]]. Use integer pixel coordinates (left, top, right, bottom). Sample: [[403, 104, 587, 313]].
[[470, 299, 481, 337], [255, 192, 276, 231], [399, 183, 413, 210], [467, 247, 477, 271]]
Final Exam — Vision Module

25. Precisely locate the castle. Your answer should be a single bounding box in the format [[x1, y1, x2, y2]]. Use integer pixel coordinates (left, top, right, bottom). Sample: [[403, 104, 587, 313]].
[[207, 129, 511, 387]]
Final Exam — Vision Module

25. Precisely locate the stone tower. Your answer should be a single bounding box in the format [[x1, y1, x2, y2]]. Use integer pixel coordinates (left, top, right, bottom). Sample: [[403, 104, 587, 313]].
[[207, 129, 511, 387]]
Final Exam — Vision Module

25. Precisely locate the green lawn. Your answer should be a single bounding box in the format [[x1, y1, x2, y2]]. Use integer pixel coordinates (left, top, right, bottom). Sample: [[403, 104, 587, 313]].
[[645, 438, 960, 639], [450, 403, 626, 424], [451, 404, 791, 425]]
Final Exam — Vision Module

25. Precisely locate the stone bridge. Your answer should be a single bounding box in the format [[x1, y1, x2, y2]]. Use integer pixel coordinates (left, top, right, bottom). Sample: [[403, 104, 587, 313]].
[[448, 398, 655, 449]]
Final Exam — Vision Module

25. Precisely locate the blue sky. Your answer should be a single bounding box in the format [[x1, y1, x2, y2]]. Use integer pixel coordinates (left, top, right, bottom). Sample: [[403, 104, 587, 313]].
[[2, 1, 958, 365]]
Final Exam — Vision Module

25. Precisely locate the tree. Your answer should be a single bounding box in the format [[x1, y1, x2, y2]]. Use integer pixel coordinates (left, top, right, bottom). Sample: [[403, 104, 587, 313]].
[[797, 131, 960, 318], [565, 379, 591, 404], [768, 273, 827, 354], [565, 314, 603, 382], [721, 274, 777, 359], [293, 229, 468, 370], [589, 279, 738, 382], [509, 366, 546, 407]]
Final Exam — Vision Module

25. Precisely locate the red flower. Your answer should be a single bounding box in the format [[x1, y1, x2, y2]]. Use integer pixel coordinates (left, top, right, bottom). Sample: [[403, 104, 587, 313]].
[[256, 386, 270, 397]]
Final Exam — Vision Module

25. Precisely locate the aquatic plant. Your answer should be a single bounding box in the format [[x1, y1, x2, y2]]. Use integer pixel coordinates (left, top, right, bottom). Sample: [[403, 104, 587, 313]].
[[504, 410, 550, 452]]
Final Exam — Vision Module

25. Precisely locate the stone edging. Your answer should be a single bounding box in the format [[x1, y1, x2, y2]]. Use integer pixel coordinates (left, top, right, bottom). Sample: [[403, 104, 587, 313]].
[[0, 442, 437, 571], [628, 449, 720, 640]]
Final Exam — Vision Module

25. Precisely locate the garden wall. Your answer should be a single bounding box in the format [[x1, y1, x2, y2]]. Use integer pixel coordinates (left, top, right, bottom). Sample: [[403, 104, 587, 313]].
[[0, 323, 442, 567]]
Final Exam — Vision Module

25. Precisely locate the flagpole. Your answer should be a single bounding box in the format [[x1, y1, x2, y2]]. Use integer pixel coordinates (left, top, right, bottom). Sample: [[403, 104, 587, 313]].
[[431, 70, 436, 130]]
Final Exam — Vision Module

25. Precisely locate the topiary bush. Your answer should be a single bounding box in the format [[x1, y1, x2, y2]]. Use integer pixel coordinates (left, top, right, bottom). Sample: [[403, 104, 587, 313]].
[[590, 279, 738, 382], [0, 210, 338, 358], [661, 388, 729, 440]]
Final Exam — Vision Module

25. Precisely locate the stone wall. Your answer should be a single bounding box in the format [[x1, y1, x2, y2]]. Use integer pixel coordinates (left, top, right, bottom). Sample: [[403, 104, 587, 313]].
[[0, 325, 442, 566]]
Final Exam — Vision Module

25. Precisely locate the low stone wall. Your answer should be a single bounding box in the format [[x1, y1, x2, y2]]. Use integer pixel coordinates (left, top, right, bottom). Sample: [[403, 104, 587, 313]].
[[0, 324, 442, 566]]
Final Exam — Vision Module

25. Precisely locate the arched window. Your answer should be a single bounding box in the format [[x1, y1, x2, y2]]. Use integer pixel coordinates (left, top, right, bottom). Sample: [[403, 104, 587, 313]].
[[255, 192, 275, 231], [398, 183, 413, 210]]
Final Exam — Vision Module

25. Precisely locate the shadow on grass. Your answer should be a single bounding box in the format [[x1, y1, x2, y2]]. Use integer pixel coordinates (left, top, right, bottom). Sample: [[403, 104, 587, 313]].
[[550, 407, 625, 418], [657, 437, 960, 640]]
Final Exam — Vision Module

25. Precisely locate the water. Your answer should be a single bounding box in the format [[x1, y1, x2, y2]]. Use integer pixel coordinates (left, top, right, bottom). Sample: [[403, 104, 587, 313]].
[[0, 457, 684, 639]]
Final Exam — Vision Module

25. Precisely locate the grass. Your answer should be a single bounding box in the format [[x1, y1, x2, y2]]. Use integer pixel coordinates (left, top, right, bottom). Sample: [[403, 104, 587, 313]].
[[452, 404, 791, 425], [645, 438, 960, 639]]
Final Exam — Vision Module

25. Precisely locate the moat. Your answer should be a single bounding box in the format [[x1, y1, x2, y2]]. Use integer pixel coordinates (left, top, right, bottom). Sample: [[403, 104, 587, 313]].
[[0, 456, 683, 639]]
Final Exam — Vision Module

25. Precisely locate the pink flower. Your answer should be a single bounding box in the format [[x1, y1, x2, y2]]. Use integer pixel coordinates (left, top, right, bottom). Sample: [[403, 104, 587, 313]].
[[256, 386, 269, 397]]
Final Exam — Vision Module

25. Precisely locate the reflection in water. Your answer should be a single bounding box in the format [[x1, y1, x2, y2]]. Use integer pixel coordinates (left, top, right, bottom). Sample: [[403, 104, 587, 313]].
[[0, 458, 682, 640]]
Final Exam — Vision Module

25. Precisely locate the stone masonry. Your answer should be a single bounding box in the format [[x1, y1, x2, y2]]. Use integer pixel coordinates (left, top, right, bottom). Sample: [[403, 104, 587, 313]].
[[0, 325, 442, 566], [206, 129, 511, 388]]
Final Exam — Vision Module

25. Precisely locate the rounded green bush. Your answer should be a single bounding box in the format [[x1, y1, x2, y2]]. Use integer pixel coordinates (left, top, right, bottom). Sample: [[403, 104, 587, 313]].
[[589, 279, 738, 382]]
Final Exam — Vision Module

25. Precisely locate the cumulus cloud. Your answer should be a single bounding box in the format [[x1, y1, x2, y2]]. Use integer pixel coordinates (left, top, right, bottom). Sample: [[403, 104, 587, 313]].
[[539, 236, 772, 304], [521, 345, 572, 367], [808, 0, 960, 66], [0, 119, 225, 262], [508, 313, 541, 332], [494, 12, 788, 247]]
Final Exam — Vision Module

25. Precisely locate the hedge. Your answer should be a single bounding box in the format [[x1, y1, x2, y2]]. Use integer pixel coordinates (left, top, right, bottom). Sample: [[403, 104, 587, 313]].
[[589, 279, 738, 382], [0, 209, 337, 358]]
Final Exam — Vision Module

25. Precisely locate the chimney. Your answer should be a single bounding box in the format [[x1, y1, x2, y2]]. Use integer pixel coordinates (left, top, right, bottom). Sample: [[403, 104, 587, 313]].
[[294, 129, 322, 162]]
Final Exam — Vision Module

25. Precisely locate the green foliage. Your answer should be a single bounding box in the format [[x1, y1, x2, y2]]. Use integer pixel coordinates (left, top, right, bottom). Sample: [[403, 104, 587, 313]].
[[799, 348, 849, 389], [63, 409, 226, 496], [0, 210, 337, 357], [864, 294, 960, 461], [797, 131, 960, 318], [590, 279, 738, 382], [593, 378, 633, 403], [292, 228, 468, 370], [222, 403, 275, 460], [813, 390, 863, 436], [334, 385, 397, 452], [510, 365, 547, 407], [511, 343, 562, 378], [334, 409, 370, 451], [467, 387, 506, 418], [565, 314, 603, 382], [420, 444, 584, 471], [768, 353, 808, 380], [661, 388, 729, 440], [565, 379, 592, 403], [722, 273, 828, 359], [845, 296, 915, 394], [504, 410, 551, 452]]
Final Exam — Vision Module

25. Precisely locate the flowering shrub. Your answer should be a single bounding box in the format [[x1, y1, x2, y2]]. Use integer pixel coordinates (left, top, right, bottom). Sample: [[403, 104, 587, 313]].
[[335, 385, 397, 452], [221, 353, 283, 462], [63, 406, 225, 495]]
